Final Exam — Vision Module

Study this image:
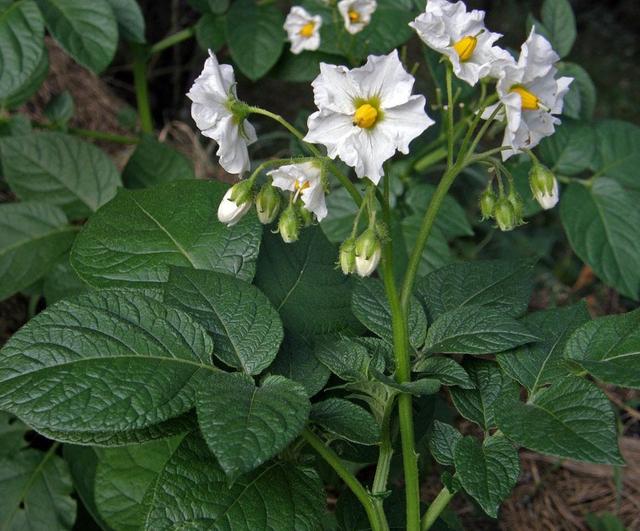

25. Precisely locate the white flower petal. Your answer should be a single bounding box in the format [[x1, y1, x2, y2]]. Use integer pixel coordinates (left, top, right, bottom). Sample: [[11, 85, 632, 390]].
[[312, 63, 358, 114], [378, 95, 434, 154], [304, 110, 355, 158]]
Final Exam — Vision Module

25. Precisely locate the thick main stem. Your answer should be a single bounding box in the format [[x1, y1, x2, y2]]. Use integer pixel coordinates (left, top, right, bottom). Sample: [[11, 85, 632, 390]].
[[301, 429, 383, 531]]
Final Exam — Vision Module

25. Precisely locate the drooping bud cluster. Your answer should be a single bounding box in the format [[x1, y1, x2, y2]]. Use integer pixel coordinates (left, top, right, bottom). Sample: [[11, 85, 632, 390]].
[[479, 169, 525, 232], [255, 182, 281, 224]]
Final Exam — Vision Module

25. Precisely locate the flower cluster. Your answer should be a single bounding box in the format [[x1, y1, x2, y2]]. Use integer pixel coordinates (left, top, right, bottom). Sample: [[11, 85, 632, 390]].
[[188, 0, 573, 277]]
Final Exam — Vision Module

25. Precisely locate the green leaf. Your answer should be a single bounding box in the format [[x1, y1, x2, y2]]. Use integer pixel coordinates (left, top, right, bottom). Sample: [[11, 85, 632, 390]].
[[269, 333, 330, 397], [123, 134, 195, 188], [414, 356, 474, 389], [0, 132, 122, 219], [62, 445, 106, 529], [497, 303, 591, 392], [358, 0, 414, 55], [144, 433, 326, 529], [402, 218, 452, 277], [36, 0, 118, 73], [540, 0, 576, 58], [43, 253, 90, 304], [428, 420, 462, 466], [255, 227, 360, 336], [196, 372, 309, 479], [416, 259, 534, 321], [425, 305, 539, 355], [0, 448, 76, 530], [1, 47, 49, 110], [495, 377, 623, 465], [44, 91, 75, 125], [311, 398, 380, 445], [0, 412, 28, 457], [0, 0, 45, 99], [352, 278, 427, 349], [0, 113, 32, 137], [0, 202, 76, 301], [105, 0, 145, 43], [371, 370, 440, 396], [272, 51, 344, 83], [561, 179, 640, 300], [538, 120, 597, 176], [454, 435, 520, 518], [71, 180, 262, 293], [565, 308, 640, 389], [225, 0, 284, 81], [195, 13, 226, 52], [450, 359, 518, 430], [163, 267, 283, 374], [558, 63, 597, 121], [0, 290, 215, 444], [314, 337, 383, 382], [591, 120, 640, 191]]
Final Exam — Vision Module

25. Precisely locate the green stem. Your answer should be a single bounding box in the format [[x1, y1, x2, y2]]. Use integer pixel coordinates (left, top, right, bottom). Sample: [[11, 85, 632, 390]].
[[301, 429, 383, 531], [131, 44, 153, 133], [247, 106, 362, 206], [372, 396, 395, 498], [22, 118, 140, 144], [414, 146, 448, 173], [421, 487, 454, 530], [150, 27, 196, 55], [445, 64, 454, 168]]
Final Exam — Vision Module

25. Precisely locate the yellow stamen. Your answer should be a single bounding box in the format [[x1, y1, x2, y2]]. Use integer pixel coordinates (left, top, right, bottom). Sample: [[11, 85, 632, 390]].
[[452, 36, 478, 62], [348, 9, 360, 23], [353, 103, 378, 129], [510, 86, 540, 111], [294, 180, 310, 191], [299, 22, 315, 38]]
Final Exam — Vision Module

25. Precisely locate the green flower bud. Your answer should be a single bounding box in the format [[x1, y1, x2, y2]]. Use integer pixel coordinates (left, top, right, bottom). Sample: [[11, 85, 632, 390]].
[[493, 197, 517, 232], [339, 238, 357, 275], [218, 180, 253, 226], [355, 228, 381, 277], [507, 189, 524, 225], [298, 204, 314, 227], [278, 205, 300, 243], [255, 183, 281, 224], [529, 161, 559, 210], [479, 188, 497, 220]]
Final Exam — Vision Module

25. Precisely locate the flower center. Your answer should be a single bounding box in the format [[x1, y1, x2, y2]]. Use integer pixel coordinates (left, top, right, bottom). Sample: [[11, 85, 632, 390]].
[[294, 179, 310, 191], [510, 86, 541, 111], [453, 35, 477, 62], [353, 103, 378, 129], [348, 9, 360, 23], [299, 22, 315, 38]]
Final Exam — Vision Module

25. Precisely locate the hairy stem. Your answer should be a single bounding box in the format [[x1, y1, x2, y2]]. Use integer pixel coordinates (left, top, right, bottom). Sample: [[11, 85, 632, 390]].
[[131, 44, 153, 133], [445, 64, 454, 168], [301, 429, 383, 531], [421, 487, 454, 530], [150, 27, 195, 55]]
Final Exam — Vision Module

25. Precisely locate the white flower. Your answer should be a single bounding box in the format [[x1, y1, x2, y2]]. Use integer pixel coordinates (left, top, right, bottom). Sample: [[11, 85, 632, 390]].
[[304, 50, 434, 185], [268, 161, 328, 221], [217, 187, 252, 226], [484, 29, 573, 160], [409, 0, 513, 86], [284, 6, 322, 55], [338, 0, 377, 34], [187, 51, 257, 175]]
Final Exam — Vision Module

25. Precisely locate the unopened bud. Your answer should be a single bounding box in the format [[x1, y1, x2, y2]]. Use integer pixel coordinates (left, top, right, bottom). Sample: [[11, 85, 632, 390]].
[[507, 189, 524, 225], [480, 188, 497, 220], [339, 238, 356, 275], [493, 197, 516, 232], [298, 204, 314, 227], [278, 205, 300, 243], [355, 228, 381, 277], [218, 180, 253, 226], [529, 162, 559, 210], [255, 183, 281, 224]]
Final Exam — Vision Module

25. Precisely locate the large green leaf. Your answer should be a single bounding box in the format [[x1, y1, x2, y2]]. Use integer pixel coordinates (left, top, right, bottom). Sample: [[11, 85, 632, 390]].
[[0, 290, 215, 444], [454, 435, 520, 518], [495, 377, 623, 465], [402, 218, 452, 277], [538, 120, 597, 176], [591, 120, 640, 191], [416, 259, 534, 321], [225, 0, 284, 81], [497, 302, 591, 392], [0, 132, 121, 219], [565, 309, 640, 389], [352, 278, 427, 349], [0, 202, 76, 301], [196, 372, 309, 479], [255, 227, 359, 336], [144, 433, 325, 530], [104, 0, 145, 43], [0, 412, 28, 457], [428, 420, 462, 466], [314, 337, 384, 382], [561, 179, 640, 300], [311, 398, 380, 446], [71, 180, 262, 292], [195, 13, 226, 53], [424, 305, 539, 355], [413, 356, 474, 389], [540, 0, 576, 58], [43, 253, 90, 305], [558, 63, 596, 121], [35, 0, 118, 73], [0, 448, 76, 530], [0, 0, 44, 98], [164, 267, 283, 374], [122, 134, 194, 189], [1, 47, 48, 110], [449, 359, 518, 431]]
